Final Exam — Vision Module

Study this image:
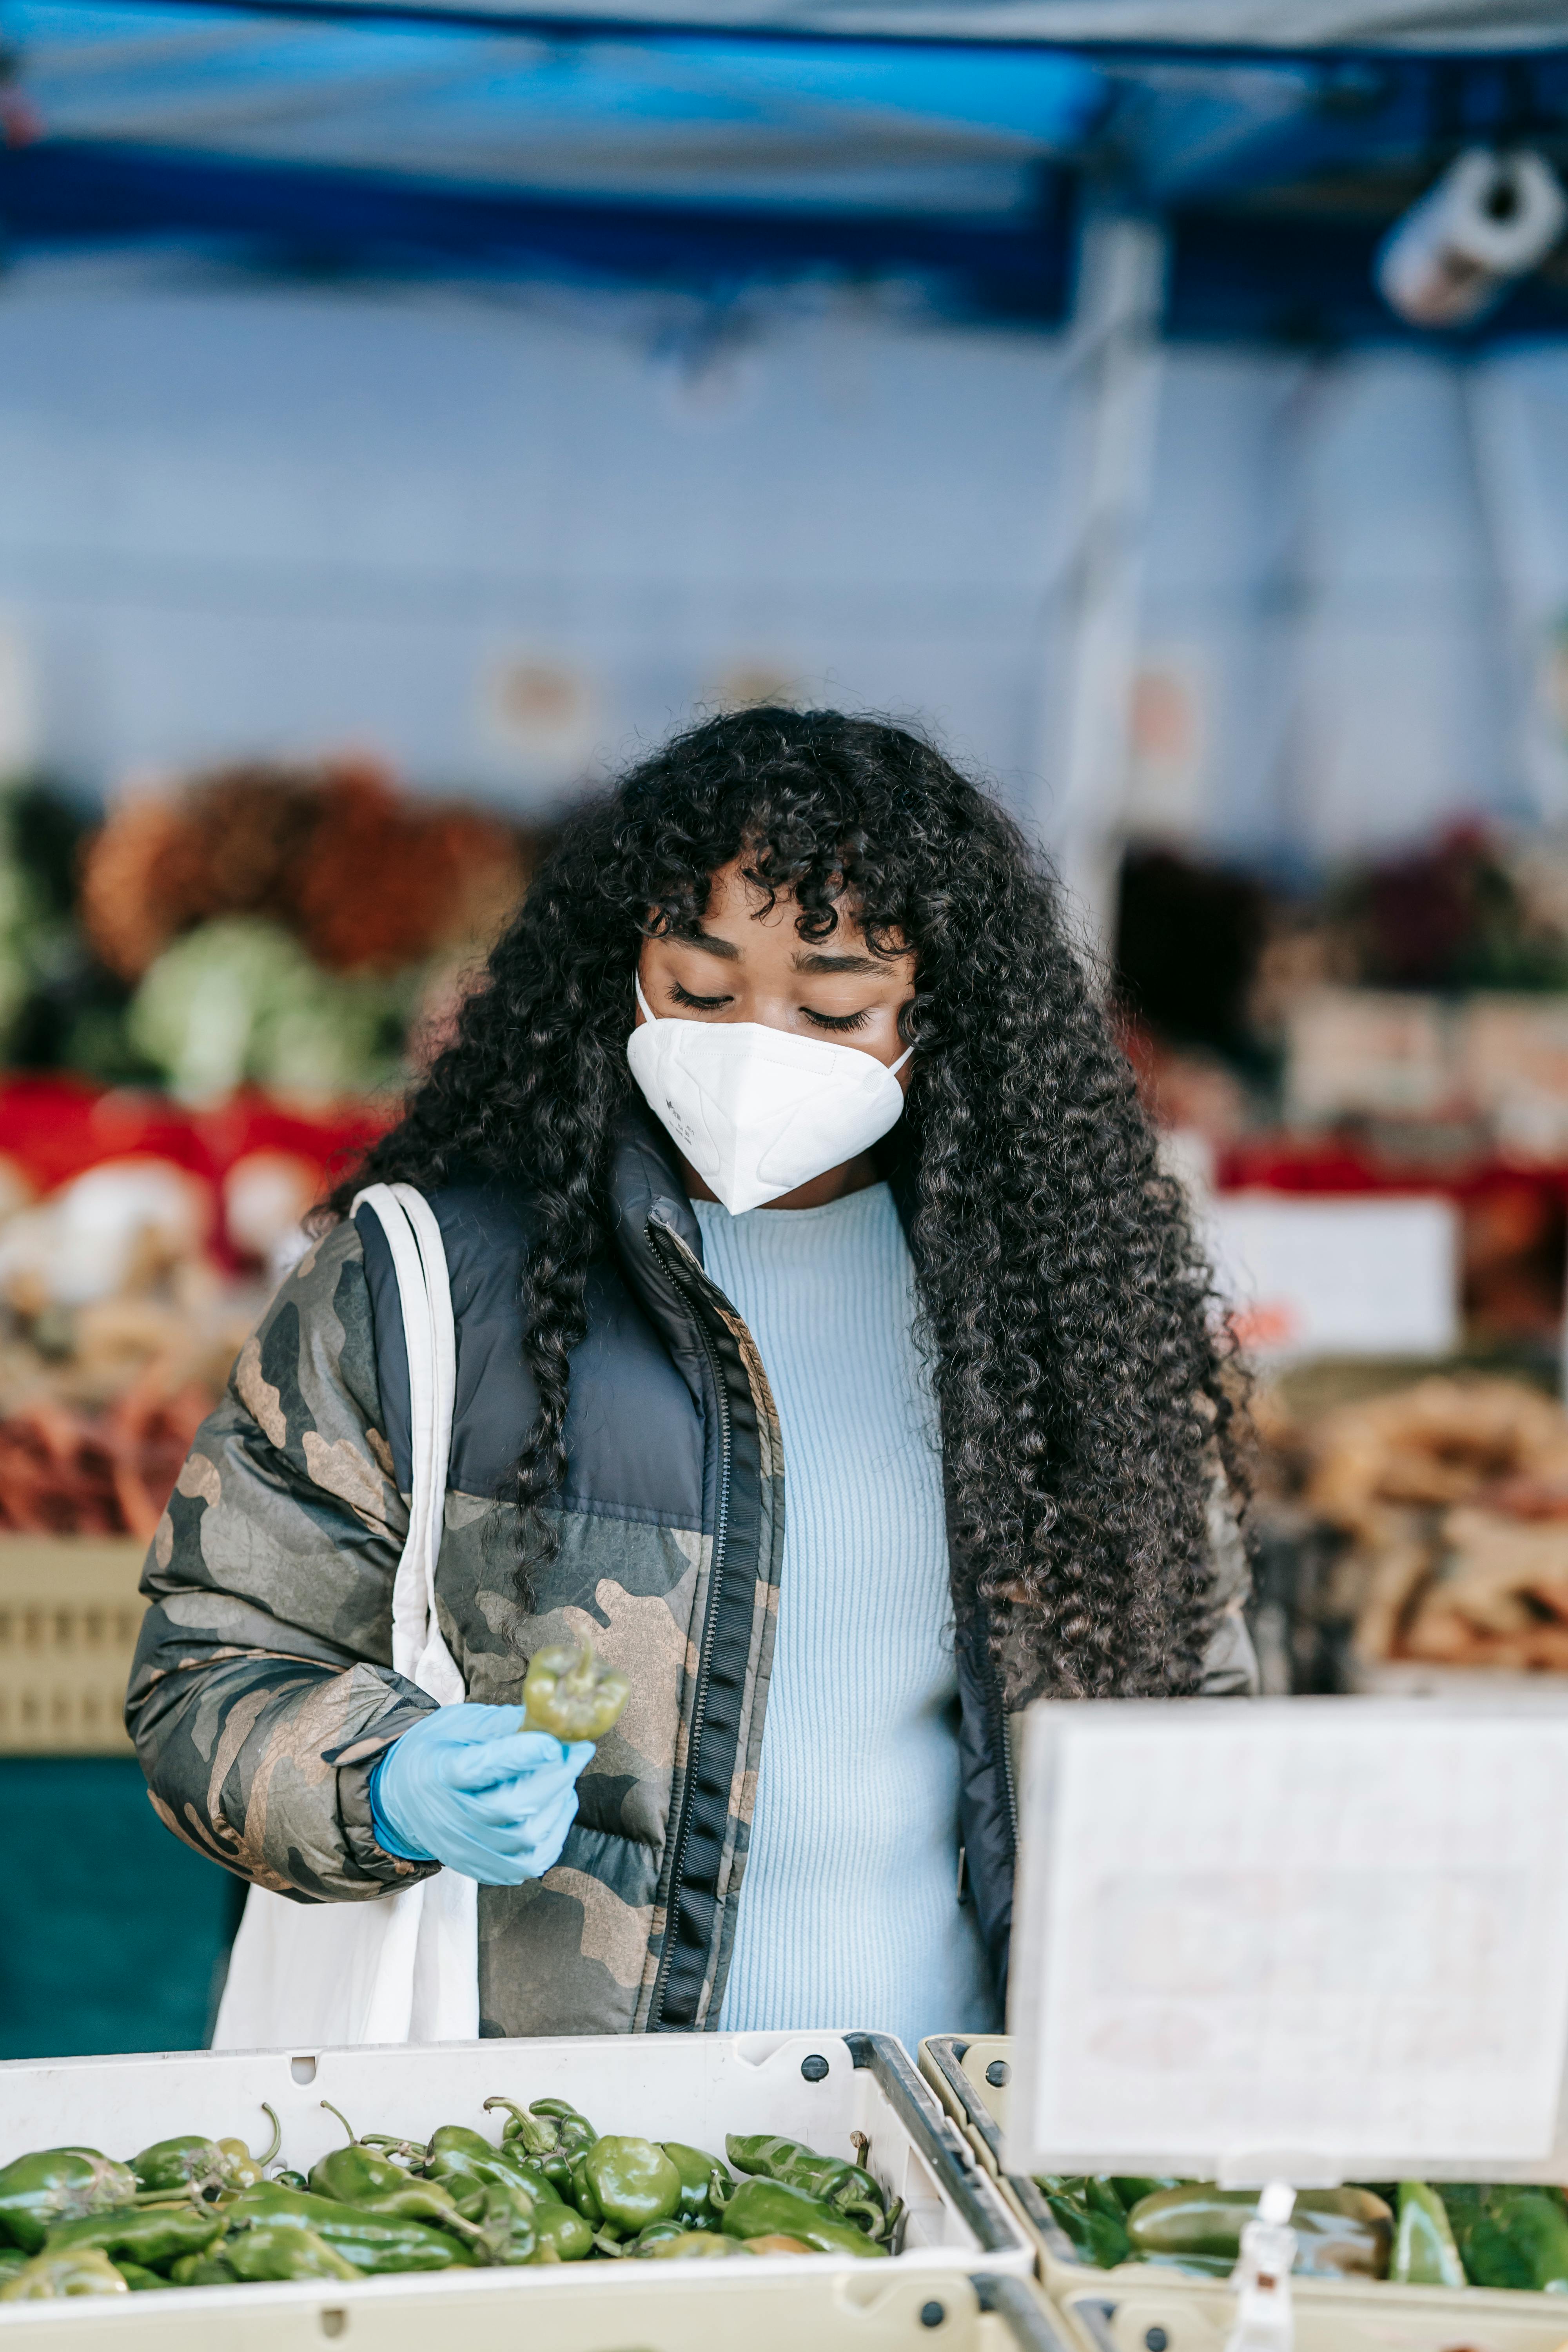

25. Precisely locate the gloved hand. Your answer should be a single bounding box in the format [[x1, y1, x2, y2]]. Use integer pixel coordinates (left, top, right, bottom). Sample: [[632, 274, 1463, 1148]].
[[368, 1704, 594, 1885]]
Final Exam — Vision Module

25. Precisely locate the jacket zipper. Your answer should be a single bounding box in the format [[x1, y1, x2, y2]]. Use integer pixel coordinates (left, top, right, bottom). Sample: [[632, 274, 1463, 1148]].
[[984, 1629, 1019, 1856], [646, 1229, 733, 2030]]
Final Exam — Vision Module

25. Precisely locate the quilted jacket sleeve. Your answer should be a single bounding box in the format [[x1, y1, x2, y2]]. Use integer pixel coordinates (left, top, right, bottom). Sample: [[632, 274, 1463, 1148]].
[[125, 1216, 440, 1903]]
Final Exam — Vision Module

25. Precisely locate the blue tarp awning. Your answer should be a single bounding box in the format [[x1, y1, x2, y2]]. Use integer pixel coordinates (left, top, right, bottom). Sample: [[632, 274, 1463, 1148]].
[[2, 0, 1567, 338]]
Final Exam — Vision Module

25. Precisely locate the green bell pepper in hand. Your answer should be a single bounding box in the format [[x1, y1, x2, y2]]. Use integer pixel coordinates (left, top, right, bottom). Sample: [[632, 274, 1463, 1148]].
[[221, 2183, 472, 2273], [721, 2178, 888, 2258], [0, 2149, 139, 2252], [725, 2135, 886, 2238], [578, 2138, 682, 2236], [0, 2248, 127, 2298], [521, 1642, 630, 1742], [1390, 2183, 1465, 2288], [43, 2205, 224, 2272], [226, 2225, 359, 2284], [661, 2143, 733, 2229], [1126, 2187, 1392, 2280]]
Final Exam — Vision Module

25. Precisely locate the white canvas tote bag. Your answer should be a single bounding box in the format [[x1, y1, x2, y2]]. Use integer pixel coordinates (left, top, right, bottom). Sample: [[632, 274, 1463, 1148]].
[[211, 1182, 479, 2047]]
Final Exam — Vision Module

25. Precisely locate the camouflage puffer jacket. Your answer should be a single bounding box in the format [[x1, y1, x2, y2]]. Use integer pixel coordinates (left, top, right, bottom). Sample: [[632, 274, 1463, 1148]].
[[127, 1104, 1256, 2038]]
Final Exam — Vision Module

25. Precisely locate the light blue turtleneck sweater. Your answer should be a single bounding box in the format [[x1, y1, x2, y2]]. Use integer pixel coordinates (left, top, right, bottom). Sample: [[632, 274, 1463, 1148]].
[[695, 1183, 999, 2051]]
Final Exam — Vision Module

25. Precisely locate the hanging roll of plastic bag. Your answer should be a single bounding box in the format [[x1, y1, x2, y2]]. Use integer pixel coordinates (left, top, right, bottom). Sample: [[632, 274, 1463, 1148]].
[[1376, 147, 1566, 329]]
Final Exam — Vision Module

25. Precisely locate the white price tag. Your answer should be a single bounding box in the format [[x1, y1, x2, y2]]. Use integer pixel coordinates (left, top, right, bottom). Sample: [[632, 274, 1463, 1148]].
[[1008, 1698, 1568, 2184]]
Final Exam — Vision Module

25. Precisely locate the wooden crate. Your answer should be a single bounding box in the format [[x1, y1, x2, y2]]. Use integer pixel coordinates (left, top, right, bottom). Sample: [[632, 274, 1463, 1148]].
[[0, 1536, 146, 1753]]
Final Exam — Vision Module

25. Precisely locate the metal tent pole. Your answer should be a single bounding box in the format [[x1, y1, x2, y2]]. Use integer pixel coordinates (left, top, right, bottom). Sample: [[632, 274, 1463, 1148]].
[[1036, 195, 1169, 956]]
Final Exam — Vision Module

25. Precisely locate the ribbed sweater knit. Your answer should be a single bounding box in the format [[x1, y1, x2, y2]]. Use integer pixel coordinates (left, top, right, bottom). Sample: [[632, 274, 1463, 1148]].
[[696, 1183, 998, 2050]]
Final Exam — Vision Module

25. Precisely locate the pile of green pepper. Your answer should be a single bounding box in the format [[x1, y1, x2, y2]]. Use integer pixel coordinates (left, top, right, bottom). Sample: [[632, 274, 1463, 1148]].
[[0, 2097, 901, 2297], [1037, 2171, 1568, 2296]]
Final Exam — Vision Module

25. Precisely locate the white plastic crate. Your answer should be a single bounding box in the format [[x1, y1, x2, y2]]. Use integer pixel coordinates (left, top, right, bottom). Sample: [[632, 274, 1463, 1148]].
[[0, 2028, 1032, 2328], [0, 2258, 1069, 2350], [922, 2034, 1568, 2352]]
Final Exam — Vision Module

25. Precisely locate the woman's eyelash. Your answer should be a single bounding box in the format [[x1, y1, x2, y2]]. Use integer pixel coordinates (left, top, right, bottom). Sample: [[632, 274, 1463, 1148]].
[[804, 1007, 871, 1033], [669, 980, 732, 1011]]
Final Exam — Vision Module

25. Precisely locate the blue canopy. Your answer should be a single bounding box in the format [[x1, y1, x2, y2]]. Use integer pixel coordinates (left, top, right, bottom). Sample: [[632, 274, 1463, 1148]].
[[2, 0, 1567, 337]]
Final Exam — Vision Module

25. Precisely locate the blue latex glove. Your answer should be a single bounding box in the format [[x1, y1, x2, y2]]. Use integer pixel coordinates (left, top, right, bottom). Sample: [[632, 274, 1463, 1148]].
[[368, 1703, 594, 1885]]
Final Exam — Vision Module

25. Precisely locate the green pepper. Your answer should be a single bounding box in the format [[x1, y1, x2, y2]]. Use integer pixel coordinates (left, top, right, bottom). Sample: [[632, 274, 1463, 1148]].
[[721, 2178, 888, 2258], [169, 2252, 239, 2286], [725, 2135, 887, 2238], [271, 2170, 309, 2192], [423, 2125, 542, 2205], [113, 2262, 172, 2290], [221, 2183, 472, 2273], [1126, 2187, 1392, 2279], [579, 2137, 682, 2235], [457, 2181, 538, 2267], [530, 2199, 595, 2262], [227, 2225, 359, 2283], [131, 2106, 280, 2197], [568, 2152, 604, 2229], [0, 2247, 127, 2298], [0, 2149, 139, 2253], [1110, 2178, 1185, 2209], [1040, 2187, 1131, 2269], [1445, 2186, 1568, 2292], [661, 2143, 733, 2229], [1391, 2182, 1465, 2288], [521, 1641, 630, 1742], [634, 2227, 746, 2260], [43, 2204, 225, 2272], [481, 2100, 577, 2193], [310, 2104, 478, 2232]]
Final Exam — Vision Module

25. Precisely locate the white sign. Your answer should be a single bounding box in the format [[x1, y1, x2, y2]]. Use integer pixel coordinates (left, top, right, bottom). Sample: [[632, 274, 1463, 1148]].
[[1008, 1698, 1568, 2185], [1205, 1193, 1458, 1361]]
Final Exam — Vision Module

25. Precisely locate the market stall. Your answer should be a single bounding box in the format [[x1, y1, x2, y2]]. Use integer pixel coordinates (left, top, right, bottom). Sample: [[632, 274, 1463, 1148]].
[[5, 2, 1568, 2346]]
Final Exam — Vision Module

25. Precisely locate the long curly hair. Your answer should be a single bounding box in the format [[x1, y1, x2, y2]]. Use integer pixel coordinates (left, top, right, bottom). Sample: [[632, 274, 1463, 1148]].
[[331, 708, 1244, 1700]]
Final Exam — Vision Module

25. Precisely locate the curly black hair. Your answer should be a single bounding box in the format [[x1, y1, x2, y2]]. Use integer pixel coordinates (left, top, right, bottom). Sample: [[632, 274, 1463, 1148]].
[[331, 707, 1243, 1701]]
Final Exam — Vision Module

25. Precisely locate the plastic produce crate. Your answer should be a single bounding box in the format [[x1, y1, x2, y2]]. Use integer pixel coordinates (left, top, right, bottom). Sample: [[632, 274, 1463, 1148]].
[[0, 2028, 1032, 2327], [921, 2034, 1568, 2352], [0, 1539, 144, 1755], [0, 2258, 1069, 2350]]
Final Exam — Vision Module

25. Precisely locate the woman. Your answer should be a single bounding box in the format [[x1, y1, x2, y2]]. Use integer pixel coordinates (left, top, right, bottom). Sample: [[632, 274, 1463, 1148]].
[[129, 708, 1254, 2046]]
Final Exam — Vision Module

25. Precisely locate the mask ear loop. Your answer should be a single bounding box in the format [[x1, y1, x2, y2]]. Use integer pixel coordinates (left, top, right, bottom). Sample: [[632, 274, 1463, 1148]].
[[888, 1040, 915, 1076]]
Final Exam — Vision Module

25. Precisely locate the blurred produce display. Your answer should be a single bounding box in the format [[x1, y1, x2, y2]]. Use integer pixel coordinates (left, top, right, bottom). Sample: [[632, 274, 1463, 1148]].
[[2, 755, 535, 1099], [1252, 1368, 1568, 1678], [1116, 822, 1568, 1352], [0, 755, 535, 1538], [0, 1085, 392, 1536]]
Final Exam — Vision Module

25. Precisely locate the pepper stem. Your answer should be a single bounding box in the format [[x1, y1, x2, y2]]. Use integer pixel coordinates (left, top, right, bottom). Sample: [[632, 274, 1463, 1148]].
[[481, 2096, 552, 2156], [319, 2101, 359, 2149], [254, 2104, 282, 2169], [563, 1642, 596, 1694]]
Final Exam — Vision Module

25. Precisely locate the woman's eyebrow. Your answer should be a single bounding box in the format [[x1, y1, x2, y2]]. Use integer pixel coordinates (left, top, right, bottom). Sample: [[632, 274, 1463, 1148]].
[[793, 949, 880, 975], [681, 931, 742, 962]]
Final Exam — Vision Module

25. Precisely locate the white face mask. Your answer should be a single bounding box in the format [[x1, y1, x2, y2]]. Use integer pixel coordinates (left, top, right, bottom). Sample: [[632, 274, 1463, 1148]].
[[627, 975, 913, 1216]]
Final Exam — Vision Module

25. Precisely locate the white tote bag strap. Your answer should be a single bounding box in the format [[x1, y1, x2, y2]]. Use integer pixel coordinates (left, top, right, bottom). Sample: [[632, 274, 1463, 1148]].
[[213, 1185, 478, 2049], [354, 1183, 463, 1706]]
